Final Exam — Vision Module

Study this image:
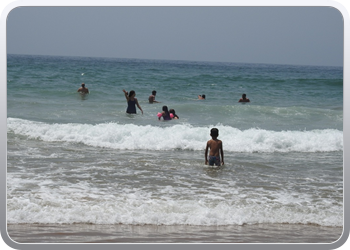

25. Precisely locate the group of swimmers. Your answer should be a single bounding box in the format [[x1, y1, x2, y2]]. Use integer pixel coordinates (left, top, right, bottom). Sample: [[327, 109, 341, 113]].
[[123, 88, 179, 120], [78, 83, 225, 167], [198, 93, 250, 102], [78, 82, 249, 122]]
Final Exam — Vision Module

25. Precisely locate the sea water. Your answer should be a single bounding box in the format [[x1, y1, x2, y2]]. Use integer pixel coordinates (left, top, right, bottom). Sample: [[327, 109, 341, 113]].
[[6, 54, 343, 241]]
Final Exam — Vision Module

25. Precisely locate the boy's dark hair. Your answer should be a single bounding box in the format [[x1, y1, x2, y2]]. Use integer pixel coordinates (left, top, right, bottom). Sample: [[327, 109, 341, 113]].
[[210, 128, 219, 137], [152, 90, 157, 95]]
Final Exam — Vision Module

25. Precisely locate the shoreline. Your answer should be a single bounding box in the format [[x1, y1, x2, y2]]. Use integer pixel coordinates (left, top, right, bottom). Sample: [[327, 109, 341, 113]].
[[6, 223, 343, 244]]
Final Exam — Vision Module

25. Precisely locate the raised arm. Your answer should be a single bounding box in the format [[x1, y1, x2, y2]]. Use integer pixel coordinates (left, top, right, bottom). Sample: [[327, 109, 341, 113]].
[[123, 89, 129, 101]]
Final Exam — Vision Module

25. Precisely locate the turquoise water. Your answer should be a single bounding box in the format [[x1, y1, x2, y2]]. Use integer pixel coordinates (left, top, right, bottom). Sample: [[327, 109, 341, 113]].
[[7, 54, 342, 129], [7, 54, 343, 230]]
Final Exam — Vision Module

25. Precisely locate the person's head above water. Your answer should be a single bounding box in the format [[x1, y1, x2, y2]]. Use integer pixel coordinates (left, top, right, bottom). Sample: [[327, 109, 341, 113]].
[[162, 106, 169, 113], [128, 90, 135, 97], [210, 128, 219, 138]]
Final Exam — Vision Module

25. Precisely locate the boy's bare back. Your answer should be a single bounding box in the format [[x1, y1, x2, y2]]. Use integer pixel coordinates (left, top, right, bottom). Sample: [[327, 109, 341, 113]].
[[206, 139, 222, 157], [205, 128, 224, 166]]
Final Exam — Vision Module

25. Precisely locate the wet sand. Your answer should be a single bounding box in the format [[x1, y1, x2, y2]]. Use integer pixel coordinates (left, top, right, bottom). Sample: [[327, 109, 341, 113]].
[[6, 223, 343, 244]]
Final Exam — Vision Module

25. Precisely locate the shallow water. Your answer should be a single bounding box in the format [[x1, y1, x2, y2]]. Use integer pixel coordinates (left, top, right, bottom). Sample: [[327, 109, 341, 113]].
[[7, 54, 343, 243], [7, 223, 343, 243]]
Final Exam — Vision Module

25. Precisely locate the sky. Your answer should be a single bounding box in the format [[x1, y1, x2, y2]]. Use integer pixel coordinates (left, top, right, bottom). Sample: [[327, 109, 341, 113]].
[[6, 6, 344, 67]]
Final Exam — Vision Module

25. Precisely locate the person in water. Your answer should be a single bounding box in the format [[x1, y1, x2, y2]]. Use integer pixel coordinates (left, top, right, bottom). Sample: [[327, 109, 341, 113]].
[[238, 94, 250, 102], [169, 109, 179, 119], [149, 90, 160, 103], [123, 89, 143, 114], [158, 106, 172, 120], [205, 128, 224, 166], [77, 83, 89, 94], [198, 94, 206, 100]]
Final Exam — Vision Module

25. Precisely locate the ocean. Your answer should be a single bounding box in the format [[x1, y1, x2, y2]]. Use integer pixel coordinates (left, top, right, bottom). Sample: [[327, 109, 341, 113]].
[[6, 54, 343, 243]]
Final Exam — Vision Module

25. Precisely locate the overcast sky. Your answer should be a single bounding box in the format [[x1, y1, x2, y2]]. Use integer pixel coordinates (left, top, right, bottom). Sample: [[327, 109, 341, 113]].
[[6, 6, 344, 66]]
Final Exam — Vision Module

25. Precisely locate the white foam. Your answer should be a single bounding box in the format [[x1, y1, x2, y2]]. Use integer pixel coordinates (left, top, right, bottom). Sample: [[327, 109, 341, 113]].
[[6, 178, 342, 227], [7, 118, 343, 153]]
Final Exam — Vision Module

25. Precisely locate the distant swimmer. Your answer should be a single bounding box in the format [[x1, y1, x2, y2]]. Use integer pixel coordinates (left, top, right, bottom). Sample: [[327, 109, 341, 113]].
[[169, 109, 179, 119], [158, 106, 172, 121], [198, 94, 206, 100], [77, 83, 89, 94], [149, 90, 160, 103], [205, 128, 224, 166], [238, 94, 250, 102], [123, 89, 143, 114]]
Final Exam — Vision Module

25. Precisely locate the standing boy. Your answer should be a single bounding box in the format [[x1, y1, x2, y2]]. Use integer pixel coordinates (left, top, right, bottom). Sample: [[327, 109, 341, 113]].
[[205, 128, 224, 166]]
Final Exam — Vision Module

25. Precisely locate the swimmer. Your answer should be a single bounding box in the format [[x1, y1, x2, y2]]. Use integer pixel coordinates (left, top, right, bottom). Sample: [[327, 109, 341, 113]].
[[169, 109, 179, 119], [77, 83, 89, 94], [198, 94, 206, 100], [158, 106, 172, 120], [149, 90, 160, 103], [238, 94, 250, 102], [123, 89, 143, 114]]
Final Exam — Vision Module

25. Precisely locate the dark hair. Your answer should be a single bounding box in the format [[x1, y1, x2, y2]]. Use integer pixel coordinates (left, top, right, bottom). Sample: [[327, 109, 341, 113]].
[[81, 83, 85, 87], [162, 105, 169, 113], [169, 109, 179, 118], [152, 90, 157, 95], [128, 90, 135, 97], [210, 128, 219, 137], [242, 94, 246, 99], [202, 94, 206, 99]]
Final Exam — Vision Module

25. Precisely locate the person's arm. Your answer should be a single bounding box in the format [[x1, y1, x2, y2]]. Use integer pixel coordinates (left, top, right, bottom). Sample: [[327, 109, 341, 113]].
[[220, 141, 224, 165], [205, 142, 209, 165], [135, 99, 143, 114], [150, 96, 160, 103], [123, 89, 129, 101]]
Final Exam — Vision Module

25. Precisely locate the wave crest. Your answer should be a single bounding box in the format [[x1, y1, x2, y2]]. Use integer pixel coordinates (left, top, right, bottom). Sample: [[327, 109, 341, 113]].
[[7, 118, 343, 153]]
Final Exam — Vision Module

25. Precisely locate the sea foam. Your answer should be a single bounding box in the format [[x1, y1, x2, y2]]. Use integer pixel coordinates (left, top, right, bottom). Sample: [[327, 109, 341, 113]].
[[7, 118, 343, 153]]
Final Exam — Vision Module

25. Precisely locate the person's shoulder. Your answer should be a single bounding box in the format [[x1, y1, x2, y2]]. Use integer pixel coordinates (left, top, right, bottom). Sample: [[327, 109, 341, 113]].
[[208, 139, 217, 143]]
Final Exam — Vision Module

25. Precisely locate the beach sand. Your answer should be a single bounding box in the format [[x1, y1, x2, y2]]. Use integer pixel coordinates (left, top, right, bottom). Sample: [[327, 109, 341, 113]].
[[6, 223, 342, 244]]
